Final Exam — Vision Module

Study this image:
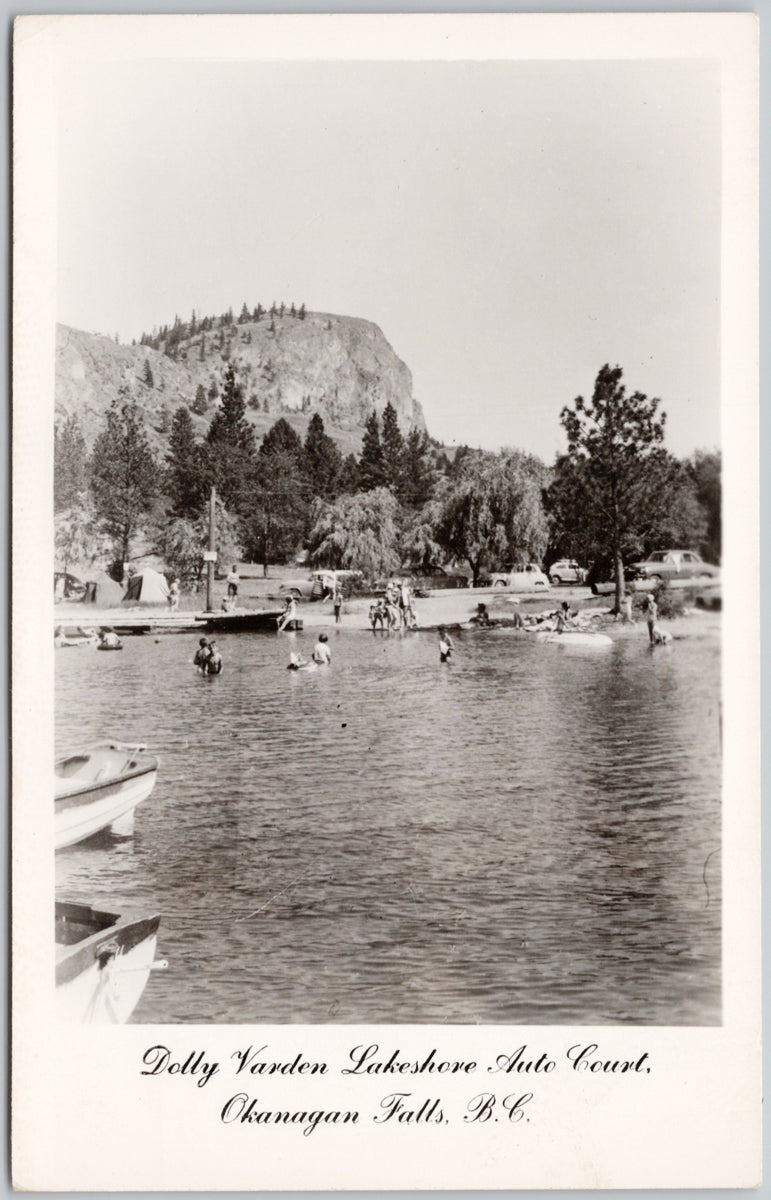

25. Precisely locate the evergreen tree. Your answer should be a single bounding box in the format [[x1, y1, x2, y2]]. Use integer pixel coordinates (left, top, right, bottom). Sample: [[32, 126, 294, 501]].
[[192, 384, 208, 415], [380, 401, 405, 493], [552, 364, 675, 608], [238, 301, 250, 324], [165, 405, 206, 517], [298, 303, 306, 320], [260, 417, 304, 459], [205, 364, 256, 511], [688, 449, 721, 563], [199, 334, 206, 361], [401, 428, 437, 509], [54, 414, 88, 512], [142, 358, 154, 388], [89, 393, 159, 564], [358, 410, 385, 491], [337, 453, 361, 494], [303, 412, 342, 499]]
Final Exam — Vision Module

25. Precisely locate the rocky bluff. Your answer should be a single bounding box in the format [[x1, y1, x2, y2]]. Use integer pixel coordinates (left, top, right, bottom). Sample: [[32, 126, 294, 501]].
[[55, 311, 426, 454]]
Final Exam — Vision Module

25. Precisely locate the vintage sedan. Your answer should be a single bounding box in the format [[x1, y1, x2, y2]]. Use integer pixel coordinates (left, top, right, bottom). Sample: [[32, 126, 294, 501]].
[[548, 559, 585, 585], [631, 549, 720, 584], [490, 563, 550, 591], [406, 564, 471, 590], [279, 570, 361, 601]]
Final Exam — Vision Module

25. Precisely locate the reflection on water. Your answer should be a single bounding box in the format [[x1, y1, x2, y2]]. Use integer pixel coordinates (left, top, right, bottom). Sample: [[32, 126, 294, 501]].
[[55, 624, 721, 1024]]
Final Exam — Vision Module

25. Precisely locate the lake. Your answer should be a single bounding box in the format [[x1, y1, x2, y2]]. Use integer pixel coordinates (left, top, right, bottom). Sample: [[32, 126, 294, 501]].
[[55, 622, 721, 1024]]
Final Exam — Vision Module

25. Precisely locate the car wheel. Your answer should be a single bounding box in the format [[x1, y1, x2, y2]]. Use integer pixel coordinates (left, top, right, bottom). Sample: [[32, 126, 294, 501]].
[[493, 579, 507, 588], [550, 575, 561, 586], [649, 575, 662, 585]]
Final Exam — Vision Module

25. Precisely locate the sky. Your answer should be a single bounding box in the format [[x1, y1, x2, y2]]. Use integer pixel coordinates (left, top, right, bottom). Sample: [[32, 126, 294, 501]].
[[56, 56, 721, 461]]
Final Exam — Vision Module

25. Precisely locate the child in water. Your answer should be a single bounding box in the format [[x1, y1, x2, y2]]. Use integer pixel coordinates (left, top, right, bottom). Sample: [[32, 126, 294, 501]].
[[438, 626, 454, 663], [312, 633, 332, 664]]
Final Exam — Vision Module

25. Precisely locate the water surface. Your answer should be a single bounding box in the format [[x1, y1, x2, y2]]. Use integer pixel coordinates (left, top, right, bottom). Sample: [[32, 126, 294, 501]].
[[55, 624, 721, 1024]]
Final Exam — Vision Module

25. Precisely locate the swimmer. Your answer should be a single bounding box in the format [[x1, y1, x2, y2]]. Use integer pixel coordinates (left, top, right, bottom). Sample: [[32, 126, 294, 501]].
[[312, 633, 332, 665], [194, 637, 211, 672], [438, 626, 454, 663]]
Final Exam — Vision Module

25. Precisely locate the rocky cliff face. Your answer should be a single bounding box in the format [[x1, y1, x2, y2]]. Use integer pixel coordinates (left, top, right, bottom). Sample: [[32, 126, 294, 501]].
[[55, 312, 425, 452]]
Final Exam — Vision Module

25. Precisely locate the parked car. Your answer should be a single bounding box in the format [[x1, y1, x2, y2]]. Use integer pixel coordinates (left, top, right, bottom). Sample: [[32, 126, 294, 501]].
[[279, 570, 361, 601], [548, 559, 585, 585], [630, 549, 720, 584], [586, 556, 640, 596], [405, 564, 470, 590], [489, 563, 550, 591]]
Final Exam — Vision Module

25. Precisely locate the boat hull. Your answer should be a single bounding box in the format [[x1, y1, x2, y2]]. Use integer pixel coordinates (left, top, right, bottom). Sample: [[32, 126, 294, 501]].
[[55, 745, 159, 850], [56, 901, 162, 1023]]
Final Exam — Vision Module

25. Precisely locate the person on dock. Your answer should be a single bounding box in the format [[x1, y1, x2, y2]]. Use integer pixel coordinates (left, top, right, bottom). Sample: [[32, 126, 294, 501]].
[[278, 595, 297, 632], [226, 565, 239, 600], [312, 632, 332, 665], [333, 586, 343, 625], [438, 626, 454, 663]]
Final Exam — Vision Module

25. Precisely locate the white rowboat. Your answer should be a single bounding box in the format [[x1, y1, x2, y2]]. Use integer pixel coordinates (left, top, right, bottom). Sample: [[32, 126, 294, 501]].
[[56, 900, 165, 1023], [55, 743, 159, 850]]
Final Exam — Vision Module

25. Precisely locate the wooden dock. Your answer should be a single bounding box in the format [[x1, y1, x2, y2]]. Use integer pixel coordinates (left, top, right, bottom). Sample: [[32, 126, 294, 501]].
[[55, 608, 302, 636]]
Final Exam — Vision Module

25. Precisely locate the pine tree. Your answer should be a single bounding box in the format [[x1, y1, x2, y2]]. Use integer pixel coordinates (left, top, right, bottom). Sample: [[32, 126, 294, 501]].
[[204, 365, 256, 511], [199, 334, 206, 361], [239, 302, 250, 325], [401, 427, 437, 509], [192, 384, 208, 416], [358, 410, 385, 491], [298, 303, 306, 320], [304, 413, 342, 499], [54, 414, 88, 512], [89, 393, 158, 564], [142, 358, 154, 388], [165, 406, 206, 517], [380, 401, 405, 493]]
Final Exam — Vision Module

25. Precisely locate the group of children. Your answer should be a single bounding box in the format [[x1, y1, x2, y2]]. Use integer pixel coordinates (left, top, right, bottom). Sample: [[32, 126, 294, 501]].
[[369, 580, 417, 631]]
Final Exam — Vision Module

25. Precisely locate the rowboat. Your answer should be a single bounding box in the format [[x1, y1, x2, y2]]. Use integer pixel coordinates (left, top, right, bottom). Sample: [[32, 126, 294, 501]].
[[55, 900, 166, 1023], [55, 743, 159, 850]]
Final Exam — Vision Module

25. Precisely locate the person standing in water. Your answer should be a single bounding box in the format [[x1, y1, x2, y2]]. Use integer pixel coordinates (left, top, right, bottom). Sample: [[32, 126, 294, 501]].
[[438, 626, 454, 663], [332, 586, 343, 625], [644, 593, 658, 644]]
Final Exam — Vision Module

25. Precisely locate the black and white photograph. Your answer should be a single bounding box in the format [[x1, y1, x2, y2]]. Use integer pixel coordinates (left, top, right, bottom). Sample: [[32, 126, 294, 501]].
[[12, 12, 760, 1191]]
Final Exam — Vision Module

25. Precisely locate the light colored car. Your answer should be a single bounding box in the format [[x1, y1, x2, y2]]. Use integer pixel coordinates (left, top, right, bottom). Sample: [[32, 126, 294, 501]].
[[279, 570, 360, 601], [548, 559, 585, 585], [490, 563, 551, 591], [631, 550, 720, 584]]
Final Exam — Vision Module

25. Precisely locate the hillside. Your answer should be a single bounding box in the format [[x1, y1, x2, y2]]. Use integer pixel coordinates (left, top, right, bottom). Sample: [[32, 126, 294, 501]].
[[55, 311, 426, 456]]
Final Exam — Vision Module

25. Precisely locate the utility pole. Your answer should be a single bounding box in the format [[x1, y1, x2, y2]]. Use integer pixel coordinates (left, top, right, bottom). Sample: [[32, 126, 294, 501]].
[[206, 486, 216, 612]]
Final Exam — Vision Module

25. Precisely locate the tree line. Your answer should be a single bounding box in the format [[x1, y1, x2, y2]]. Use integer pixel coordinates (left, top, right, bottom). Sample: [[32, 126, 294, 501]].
[[54, 362, 721, 602], [136, 301, 308, 357]]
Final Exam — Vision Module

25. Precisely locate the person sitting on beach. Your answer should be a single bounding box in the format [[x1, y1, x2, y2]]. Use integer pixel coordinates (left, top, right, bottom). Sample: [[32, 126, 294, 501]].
[[312, 633, 332, 665], [474, 603, 491, 627], [277, 595, 297, 632], [194, 637, 212, 671], [438, 626, 454, 663], [555, 601, 577, 633]]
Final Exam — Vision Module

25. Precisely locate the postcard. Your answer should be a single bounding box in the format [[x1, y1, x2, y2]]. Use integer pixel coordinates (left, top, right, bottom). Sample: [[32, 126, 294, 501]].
[[12, 12, 760, 1190]]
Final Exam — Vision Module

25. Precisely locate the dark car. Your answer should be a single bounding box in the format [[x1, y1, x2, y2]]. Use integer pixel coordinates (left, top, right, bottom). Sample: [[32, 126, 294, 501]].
[[405, 564, 470, 590], [586, 556, 640, 596]]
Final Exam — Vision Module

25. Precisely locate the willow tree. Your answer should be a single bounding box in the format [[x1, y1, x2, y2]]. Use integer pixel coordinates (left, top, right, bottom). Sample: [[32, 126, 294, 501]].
[[308, 487, 400, 578], [554, 363, 672, 609], [433, 450, 549, 585]]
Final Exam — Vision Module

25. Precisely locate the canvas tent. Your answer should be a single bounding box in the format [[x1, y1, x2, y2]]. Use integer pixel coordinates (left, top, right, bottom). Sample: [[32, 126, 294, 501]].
[[83, 572, 124, 607], [122, 568, 170, 606]]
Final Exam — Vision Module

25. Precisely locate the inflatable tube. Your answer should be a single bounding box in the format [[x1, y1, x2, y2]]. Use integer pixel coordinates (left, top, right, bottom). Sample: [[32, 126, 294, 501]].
[[536, 630, 612, 647]]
